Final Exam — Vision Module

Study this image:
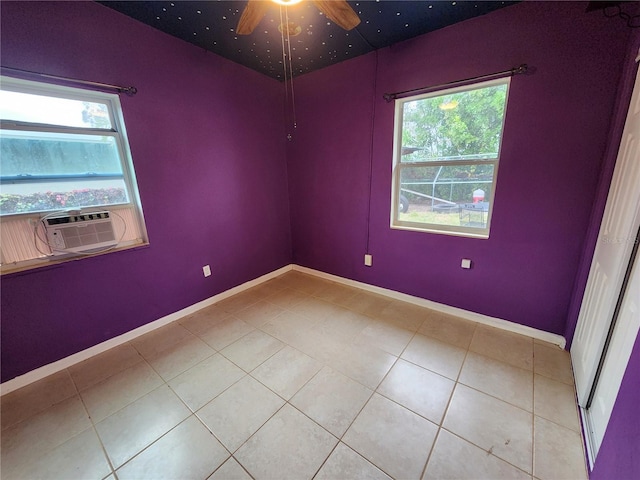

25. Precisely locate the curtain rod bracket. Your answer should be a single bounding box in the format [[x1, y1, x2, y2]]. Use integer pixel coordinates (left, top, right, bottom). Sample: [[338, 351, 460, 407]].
[[1, 66, 137, 96], [383, 64, 529, 102], [121, 86, 138, 96]]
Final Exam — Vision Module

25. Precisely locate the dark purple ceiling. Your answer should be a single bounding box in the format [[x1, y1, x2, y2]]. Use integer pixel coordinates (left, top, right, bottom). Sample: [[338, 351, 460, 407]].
[[100, 1, 517, 80]]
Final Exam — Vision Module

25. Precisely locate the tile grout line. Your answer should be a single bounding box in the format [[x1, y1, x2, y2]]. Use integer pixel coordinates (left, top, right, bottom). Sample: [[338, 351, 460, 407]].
[[115, 415, 213, 476], [231, 291, 388, 478], [5, 272, 582, 480], [112, 324, 253, 474], [234, 291, 473, 479], [83, 342, 232, 477], [226, 455, 257, 480], [333, 317, 423, 479], [444, 330, 539, 476], [225, 402, 289, 470], [189, 294, 317, 462], [397, 321, 438, 480], [438, 427, 534, 478], [308, 435, 341, 480], [420, 324, 477, 479], [426, 325, 541, 477], [68, 367, 119, 479]]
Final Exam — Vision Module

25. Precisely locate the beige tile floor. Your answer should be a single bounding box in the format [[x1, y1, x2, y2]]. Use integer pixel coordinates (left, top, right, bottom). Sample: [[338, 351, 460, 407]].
[[1, 271, 589, 480]]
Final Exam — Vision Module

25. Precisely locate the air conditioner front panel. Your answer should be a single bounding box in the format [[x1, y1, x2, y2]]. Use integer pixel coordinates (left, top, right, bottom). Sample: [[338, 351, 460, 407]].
[[43, 212, 117, 254]]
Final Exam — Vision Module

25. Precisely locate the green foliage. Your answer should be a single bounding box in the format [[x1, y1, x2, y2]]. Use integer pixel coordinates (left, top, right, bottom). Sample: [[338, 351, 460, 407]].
[[0, 187, 127, 215], [401, 83, 508, 160], [399, 82, 507, 204]]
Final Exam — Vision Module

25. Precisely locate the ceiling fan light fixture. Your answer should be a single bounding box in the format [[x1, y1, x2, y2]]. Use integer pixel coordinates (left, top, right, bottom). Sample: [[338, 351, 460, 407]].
[[238, 0, 360, 36], [439, 100, 459, 111], [272, 0, 304, 6]]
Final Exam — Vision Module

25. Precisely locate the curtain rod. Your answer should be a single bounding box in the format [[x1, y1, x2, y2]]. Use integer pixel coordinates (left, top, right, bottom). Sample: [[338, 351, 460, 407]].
[[0, 66, 137, 96], [383, 64, 528, 102]]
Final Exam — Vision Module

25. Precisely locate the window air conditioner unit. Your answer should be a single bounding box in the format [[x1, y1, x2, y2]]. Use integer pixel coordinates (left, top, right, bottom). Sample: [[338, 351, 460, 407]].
[[42, 211, 117, 255]]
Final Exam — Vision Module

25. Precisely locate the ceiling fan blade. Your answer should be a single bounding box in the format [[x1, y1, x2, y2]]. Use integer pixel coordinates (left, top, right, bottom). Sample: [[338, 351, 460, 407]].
[[313, 0, 361, 31], [585, 1, 622, 12], [237, 0, 270, 35]]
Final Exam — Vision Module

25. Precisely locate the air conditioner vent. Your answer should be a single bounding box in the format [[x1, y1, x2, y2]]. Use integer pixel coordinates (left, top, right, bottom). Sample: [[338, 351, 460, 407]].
[[43, 211, 117, 255]]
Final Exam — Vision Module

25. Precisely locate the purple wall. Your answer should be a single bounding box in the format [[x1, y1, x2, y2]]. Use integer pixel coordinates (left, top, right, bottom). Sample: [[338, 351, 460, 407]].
[[590, 332, 640, 480], [565, 29, 640, 346], [287, 1, 630, 335], [2, 2, 637, 475], [582, 28, 640, 480], [0, 1, 292, 382]]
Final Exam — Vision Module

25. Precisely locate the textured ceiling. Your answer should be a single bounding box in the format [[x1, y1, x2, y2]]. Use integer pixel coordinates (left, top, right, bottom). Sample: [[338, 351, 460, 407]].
[[100, 1, 517, 80]]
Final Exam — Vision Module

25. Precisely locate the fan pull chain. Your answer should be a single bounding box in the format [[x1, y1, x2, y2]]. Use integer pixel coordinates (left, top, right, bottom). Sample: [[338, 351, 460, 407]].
[[278, 5, 291, 137], [278, 5, 297, 140], [284, 6, 297, 137]]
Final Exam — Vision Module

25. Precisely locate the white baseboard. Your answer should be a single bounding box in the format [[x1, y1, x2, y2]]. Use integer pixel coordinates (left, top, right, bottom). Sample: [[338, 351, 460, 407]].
[[293, 265, 567, 349], [0, 264, 293, 396], [2, 262, 566, 395]]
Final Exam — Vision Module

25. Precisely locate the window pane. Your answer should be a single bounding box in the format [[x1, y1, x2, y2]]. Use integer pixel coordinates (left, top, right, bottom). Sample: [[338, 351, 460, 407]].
[[0, 77, 148, 271], [1, 130, 123, 176], [0, 90, 112, 129], [0, 179, 129, 215], [398, 164, 494, 229], [401, 83, 507, 163], [0, 130, 129, 215]]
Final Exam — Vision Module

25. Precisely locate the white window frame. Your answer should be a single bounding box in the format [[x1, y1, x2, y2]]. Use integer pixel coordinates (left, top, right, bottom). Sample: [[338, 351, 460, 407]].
[[390, 77, 510, 239], [0, 76, 148, 273]]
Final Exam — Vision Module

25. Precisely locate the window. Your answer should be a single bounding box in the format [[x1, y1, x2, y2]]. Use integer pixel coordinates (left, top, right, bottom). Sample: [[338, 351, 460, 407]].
[[0, 76, 148, 271], [391, 78, 510, 238]]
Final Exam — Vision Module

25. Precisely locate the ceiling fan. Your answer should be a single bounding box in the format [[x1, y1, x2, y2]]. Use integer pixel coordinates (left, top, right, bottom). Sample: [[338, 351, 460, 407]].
[[237, 0, 361, 35]]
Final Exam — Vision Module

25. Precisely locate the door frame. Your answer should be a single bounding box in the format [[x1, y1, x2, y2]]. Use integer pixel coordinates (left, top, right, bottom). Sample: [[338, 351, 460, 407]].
[[571, 54, 640, 467]]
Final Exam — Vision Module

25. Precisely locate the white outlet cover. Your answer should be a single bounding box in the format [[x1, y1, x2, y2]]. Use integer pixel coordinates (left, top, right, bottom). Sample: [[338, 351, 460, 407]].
[[461, 259, 472, 269], [364, 254, 372, 267], [203, 265, 212, 277]]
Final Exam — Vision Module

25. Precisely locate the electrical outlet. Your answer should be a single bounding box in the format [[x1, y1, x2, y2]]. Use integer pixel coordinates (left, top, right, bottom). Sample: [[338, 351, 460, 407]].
[[364, 254, 373, 267], [203, 265, 211, 277], [461, 258, 472, 269]]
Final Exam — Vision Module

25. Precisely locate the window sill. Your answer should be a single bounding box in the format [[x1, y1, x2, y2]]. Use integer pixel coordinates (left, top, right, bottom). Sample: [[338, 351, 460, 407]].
[[390, 222, 490, 239], [0, 241, 150, 276]]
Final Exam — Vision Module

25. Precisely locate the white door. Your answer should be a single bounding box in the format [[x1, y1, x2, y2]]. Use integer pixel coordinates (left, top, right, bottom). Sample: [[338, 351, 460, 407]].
[[571, 58, 640, 459], [585, 246, 639, 457]]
